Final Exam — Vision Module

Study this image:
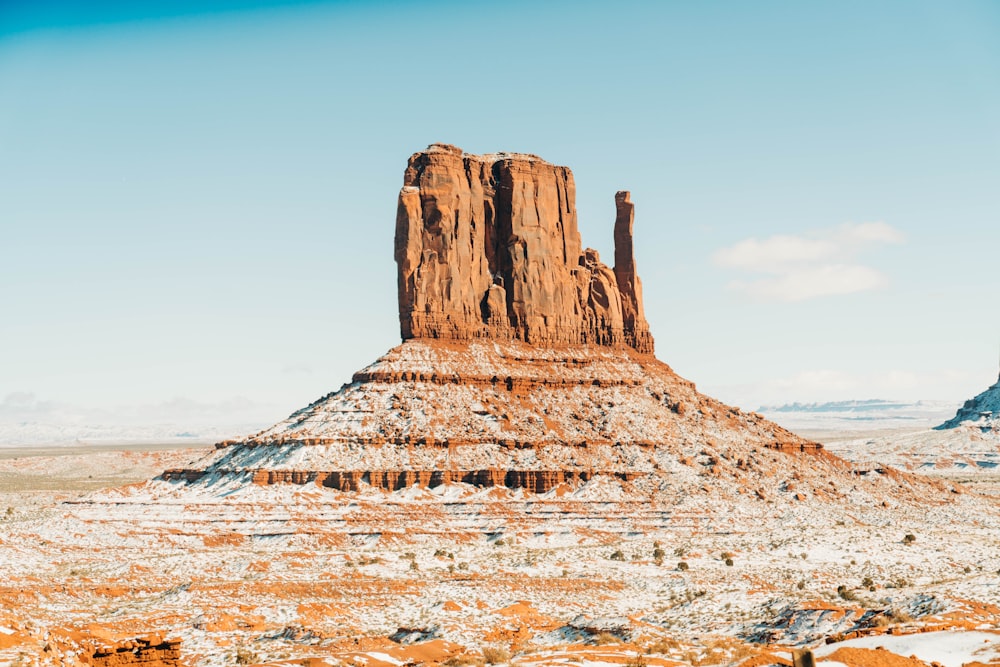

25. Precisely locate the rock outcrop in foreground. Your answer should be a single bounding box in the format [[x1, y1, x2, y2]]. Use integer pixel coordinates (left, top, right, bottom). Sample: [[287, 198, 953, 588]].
[[396, 143, 653, 353], [163, 144, 825, 494]]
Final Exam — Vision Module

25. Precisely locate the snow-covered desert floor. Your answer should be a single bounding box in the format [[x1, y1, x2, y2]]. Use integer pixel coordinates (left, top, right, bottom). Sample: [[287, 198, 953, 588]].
[[1, 427, 1000, 667]]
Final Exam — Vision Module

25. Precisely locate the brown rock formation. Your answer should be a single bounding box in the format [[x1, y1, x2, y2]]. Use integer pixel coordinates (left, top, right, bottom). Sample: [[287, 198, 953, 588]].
[[159, 144, 830, 497], [83, 635, 183, 667], [396, 143, 654, 354]]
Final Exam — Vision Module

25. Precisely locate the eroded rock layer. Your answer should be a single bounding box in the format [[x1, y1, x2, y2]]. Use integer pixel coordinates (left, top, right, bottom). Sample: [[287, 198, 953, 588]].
[[164, 338, 825, 492], [396, 143, 653, 353]]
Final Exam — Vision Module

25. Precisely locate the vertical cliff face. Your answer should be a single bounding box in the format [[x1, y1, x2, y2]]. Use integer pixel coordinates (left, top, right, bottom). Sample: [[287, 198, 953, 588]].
[[395, 143, 654, 354]]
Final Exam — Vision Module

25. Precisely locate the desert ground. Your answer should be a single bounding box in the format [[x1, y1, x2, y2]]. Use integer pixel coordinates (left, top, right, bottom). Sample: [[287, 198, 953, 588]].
[[2, 427, 1000, 667]]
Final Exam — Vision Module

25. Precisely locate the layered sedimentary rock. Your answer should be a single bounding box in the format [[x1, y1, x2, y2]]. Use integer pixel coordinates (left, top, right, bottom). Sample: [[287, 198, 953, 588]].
[[162, 144, 825, 494], [396, 143, 653, 354]]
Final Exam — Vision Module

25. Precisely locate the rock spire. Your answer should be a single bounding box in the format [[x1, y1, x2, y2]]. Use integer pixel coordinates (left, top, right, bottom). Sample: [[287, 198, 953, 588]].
[[395, 143, 654, 354]]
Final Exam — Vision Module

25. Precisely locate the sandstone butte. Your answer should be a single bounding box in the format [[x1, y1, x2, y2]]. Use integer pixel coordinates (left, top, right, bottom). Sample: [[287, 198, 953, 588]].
[[162, 143, 829, 494]]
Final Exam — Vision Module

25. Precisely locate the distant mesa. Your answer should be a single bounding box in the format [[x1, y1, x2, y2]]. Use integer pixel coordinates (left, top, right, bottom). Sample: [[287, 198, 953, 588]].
[[162, 144, 825, 494], [937, 370, 1000, 430]]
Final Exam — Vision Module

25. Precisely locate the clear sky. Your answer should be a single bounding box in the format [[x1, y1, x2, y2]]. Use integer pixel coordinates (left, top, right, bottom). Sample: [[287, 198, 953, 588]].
[[2, 0, 999, 435]]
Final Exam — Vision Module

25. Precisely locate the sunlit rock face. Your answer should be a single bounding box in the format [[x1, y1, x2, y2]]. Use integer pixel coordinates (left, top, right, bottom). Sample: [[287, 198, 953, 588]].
[[395, 143, 653, 354]]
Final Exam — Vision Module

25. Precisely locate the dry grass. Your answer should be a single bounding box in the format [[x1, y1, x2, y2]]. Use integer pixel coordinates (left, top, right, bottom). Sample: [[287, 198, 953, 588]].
[[482, 646, 511, 665]]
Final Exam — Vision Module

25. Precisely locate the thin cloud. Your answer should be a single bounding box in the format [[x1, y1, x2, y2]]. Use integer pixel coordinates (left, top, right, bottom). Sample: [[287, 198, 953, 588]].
[[712, 221, 903, 302]]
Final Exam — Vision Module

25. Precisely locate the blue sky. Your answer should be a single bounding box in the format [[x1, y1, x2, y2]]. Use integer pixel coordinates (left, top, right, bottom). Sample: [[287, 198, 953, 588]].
[[2, 0, 999, 433]]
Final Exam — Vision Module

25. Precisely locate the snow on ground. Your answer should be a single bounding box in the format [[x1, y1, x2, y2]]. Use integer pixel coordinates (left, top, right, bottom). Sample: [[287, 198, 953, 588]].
[[814, 630, 1000, 667], [3, 422, 1000, 666]]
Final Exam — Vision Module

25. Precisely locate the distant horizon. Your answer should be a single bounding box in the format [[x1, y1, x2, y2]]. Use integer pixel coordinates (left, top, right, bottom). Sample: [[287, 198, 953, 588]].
[[3, 0, 998, 440]]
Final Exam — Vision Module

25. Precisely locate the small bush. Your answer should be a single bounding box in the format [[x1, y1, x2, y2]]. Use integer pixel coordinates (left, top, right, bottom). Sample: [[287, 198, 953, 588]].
[[234, 644, 258, 665], [836, 585, 857, 601], [903, 533, 916, 545], [482, 646, 511, 664], [889, 608, 913, 623], [645, 638, 682, 654], [609, 550, 625, 561], [797, 580, 806, 590], [677, 561, 689, 571], [861, 576, 874, 589], [724, 558, 734, 567], [626, 654, 648, 667], [593, 632, 621, 645], [652, 547, 665, 562]]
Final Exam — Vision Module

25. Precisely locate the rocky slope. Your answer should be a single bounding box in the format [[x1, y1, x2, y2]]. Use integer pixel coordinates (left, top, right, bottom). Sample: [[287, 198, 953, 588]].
[[938, 372, 1000, 430]]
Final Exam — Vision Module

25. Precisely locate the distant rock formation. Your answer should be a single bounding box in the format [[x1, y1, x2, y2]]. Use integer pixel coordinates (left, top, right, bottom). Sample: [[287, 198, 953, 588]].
[[395, 143, 654, 354], [937, 372, 1000, 429]]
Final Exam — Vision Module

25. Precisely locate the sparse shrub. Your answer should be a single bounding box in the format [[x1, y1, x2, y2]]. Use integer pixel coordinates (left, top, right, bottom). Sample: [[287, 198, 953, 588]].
[[402, 552, 416, 560], [493, 538, 506, 547], [674, 546, 687, 558], [861, 576, 874, 589], [720, 552, 734, 561], [645, 638, 682, 654], [626, 654, 648, 667], [448, 564, 455, 573], [481, 646, 510, 664], [409, 560, 420, 572], [234, 644, 258, 665], [797, 580, 806, 590], [903, 533, 916, 545], [889, 608, 913, 623], [677, 561, 689, 571], [836, 585, 857, 601], [652, 547, 665, 563], [609, 550, 625, 561], [964, 565, 972, 574], [800, 552, 808, 560], [593, 632, 621, 645], [724, 558, 734, 567], [457, 562, 469, 571]]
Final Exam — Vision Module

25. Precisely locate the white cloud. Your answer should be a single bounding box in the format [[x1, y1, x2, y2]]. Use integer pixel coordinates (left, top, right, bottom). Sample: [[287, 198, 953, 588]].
[[728, 264, 889, 302], [714, 236, 836, 273], [712, 221, 903, 302]]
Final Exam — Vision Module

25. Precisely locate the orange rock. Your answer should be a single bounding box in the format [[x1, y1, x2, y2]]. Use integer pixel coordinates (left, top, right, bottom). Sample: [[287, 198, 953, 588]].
[[395, 143, 654, 353]]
